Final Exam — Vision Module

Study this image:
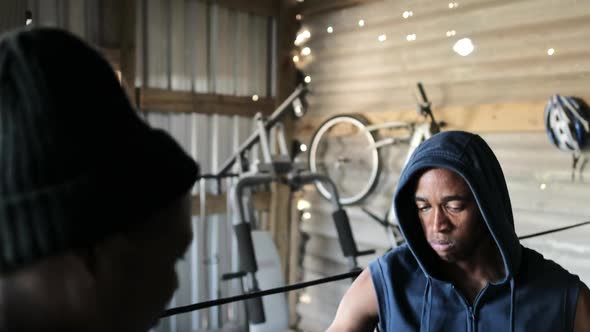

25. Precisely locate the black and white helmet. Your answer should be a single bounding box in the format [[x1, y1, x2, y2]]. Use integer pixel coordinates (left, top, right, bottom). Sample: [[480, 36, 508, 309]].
[[545, 95, 590, 152]]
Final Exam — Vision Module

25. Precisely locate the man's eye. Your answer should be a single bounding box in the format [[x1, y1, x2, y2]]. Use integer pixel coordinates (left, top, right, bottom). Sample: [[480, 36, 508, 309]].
[[446, 205, 464, 212], [417, 206, 430, 212]]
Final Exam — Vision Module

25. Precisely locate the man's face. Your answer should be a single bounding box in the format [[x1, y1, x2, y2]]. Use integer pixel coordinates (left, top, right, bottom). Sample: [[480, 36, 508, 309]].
[[414, 168, 487, 263], [96, 192, 193, 332]]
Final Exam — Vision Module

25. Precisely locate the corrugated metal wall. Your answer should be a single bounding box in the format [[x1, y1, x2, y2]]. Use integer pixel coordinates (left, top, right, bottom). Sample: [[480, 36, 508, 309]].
[[0, 0, 99, 40], [138, 1, 275, 331], [15, 1, 277, 331], [293, 0, 590, 331], [0, 0, 27, 33]]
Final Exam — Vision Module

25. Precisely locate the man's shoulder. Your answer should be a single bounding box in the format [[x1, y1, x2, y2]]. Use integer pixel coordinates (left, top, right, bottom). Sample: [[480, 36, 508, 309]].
[[369, 245, 421, 277], [378, 244, 416, 262], [520, 246, 580, 283]]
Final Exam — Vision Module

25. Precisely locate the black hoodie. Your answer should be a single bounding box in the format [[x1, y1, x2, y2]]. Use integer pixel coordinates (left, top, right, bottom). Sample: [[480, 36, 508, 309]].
[[369, 131, 580, 331]]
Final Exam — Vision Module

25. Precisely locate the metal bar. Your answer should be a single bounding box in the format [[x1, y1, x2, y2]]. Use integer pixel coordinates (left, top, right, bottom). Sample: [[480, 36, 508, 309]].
[[216, 85, 307, 175], [276, 122, 290, 157]]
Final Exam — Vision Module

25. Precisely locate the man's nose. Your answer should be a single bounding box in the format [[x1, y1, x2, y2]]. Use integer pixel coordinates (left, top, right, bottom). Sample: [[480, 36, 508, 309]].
[[432, 208, 451, 232]]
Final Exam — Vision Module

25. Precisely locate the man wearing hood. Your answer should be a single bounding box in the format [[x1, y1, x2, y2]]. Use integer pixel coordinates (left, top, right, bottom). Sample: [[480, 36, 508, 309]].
[[327, 131, 590, 331]]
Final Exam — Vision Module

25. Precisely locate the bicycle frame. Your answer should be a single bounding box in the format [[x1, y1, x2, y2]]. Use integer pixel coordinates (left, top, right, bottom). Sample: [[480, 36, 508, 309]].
[[308, 82, 441, 205], [363, 120, 436, 167], [365, 82, 440, 167]]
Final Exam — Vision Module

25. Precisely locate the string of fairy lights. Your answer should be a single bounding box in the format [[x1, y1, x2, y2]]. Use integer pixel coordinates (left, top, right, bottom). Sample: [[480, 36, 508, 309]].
[[289, 0, 558, 86]]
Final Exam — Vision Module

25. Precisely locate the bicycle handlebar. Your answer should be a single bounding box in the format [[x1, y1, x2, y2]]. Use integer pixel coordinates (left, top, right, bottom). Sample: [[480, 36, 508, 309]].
[[416, 82, 440, 134], [417, 82, 429, 104], [216, 85, 309, 176]]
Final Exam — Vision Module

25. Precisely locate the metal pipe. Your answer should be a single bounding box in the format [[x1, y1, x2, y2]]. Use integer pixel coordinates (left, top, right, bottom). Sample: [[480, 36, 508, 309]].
[[217, 85, 307, 175], [292, 172, 342, 210]]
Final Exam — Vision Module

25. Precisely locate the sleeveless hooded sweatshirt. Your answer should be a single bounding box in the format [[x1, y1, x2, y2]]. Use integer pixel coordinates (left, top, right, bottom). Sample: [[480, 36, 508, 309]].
[[369, 131, 580, 331]]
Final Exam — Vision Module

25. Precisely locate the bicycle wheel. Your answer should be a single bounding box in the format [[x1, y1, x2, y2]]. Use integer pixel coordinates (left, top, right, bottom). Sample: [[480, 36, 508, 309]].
[[308, 114, 381, 205]]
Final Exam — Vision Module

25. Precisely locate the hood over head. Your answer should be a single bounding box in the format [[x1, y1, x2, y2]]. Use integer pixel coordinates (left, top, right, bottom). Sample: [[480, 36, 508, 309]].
[[393, 131, 521, 284]]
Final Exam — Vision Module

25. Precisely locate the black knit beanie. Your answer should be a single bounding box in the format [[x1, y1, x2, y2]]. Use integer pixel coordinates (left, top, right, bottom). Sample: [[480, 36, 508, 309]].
[[0, 27, 199, 273]]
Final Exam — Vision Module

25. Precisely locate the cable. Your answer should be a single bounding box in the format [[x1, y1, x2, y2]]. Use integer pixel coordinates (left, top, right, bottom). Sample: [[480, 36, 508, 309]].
[[518, 220, 590, 240], [161, 220, 590, 318], [161, 269, 362, 318]]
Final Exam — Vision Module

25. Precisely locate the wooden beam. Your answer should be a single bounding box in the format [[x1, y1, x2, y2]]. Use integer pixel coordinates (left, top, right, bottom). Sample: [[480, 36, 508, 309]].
[[99, 47, 121, 71], [96, 0, 135, 104], [294, 100, 570, 138], [288, 192, 304, 326], [138, 88, 276, 116], [191, 192, 271, 215], [271, 1, 299, 324], [298, 0, 381, 17], [119, 0, 137, 105], [201, 0, 279, 17]]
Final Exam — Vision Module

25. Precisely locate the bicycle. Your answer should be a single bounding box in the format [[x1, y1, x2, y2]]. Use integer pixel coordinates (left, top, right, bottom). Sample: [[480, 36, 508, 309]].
[[308, 82, 443, 205]]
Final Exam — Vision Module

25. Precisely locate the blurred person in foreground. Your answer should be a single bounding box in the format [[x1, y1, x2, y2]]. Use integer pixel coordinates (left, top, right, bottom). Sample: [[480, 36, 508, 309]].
[[0, 27, 198, 331]]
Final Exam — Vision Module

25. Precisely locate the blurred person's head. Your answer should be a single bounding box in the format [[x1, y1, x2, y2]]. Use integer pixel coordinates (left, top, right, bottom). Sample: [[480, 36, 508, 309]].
[[0, 27, 199, 331]]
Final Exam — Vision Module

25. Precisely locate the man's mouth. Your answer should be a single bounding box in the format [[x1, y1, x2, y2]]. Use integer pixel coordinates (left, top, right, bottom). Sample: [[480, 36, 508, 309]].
[[430, 240, 454, 252]]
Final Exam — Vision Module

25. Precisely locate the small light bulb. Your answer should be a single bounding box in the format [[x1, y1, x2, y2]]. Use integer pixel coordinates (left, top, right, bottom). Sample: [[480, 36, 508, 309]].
[[358, 19, 365, 27], [296, 14, 302, 21], [301, 47, 311, 56], [547, 48, 555, 56], [252, 94, 259, 102], [304, 75, 311, 83], [297, 199, 310, 210], [406, 34, 416, 41], [25, 18, 33, 25], [299, 293, 312, 304], [297, 0, 304, 2], [453, 37, 474, 56], [293, 55, 300, 62], [540, 183, 547, 190], [300, 143, 308, 152], [302, 211, 311, 220], [446, 30, 456, 37], [402, 11, 413, 19], [327, 26, 334, 33], [378, 34, 387, 42]]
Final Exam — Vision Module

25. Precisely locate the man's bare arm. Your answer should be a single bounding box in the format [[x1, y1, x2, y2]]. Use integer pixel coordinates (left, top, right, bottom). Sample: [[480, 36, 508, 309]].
[[574, 281, 590, 332], [325, 268, 379, 332]]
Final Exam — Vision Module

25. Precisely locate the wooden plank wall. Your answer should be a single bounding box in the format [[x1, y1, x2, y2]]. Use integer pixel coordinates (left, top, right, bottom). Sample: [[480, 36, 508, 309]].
[[292, 0, 590, 331], [299, 0, 590, 117]]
